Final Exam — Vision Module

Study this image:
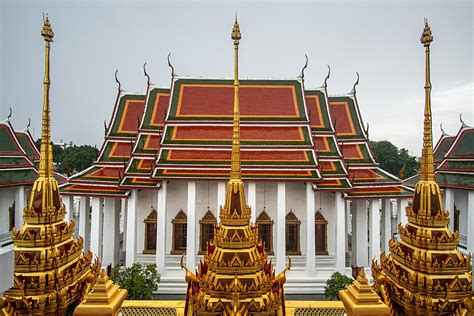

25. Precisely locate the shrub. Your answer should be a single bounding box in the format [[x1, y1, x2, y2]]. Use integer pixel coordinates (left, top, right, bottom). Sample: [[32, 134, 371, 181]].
[[110, 263, 160, 300], [324, 272, 353, 300]]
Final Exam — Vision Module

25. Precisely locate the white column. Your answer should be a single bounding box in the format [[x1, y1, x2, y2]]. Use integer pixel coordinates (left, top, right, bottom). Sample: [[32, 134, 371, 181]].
[[305, 183, 315, 276], [157, 182, 168, 276], [335, 192, 346, 273], [276, 182, 286, 273], [467, 191, 474, 265], [217, 182, 226, 223], [444, 188, 455, 231], [125, 190, 138, 266], [381, 199, 392, 252], [186, 182, 196, 270], [345, 200, 351, 255], [62, 195, 74, 223], [248, 182, 257, 222], [14, 186, 25, 229], [369, 199, 381, 262], [122, 198, 128, 252], [102, 198, 120, 267], [90, 197, 103, 260], [354, 199, 368, 267], [397, 198, 409, 226], [79, 196, 90, 252]]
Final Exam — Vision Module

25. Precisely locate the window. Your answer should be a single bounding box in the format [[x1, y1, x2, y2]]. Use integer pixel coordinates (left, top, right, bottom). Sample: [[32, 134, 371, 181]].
[[9, 201, 15, 230], [285, 210, 301, 255], [315, 210, 328, 255], [454, 204, 460, 233], [199, 210, 217, 254], [143, 207, 157, 254], [256, 210, 273, 254], [172, 210, 187, 254]]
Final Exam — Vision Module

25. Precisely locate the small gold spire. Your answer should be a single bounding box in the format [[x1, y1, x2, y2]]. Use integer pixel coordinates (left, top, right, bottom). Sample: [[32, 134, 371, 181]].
[[419, 19, 435, 182], [230, 14, 241, 181]]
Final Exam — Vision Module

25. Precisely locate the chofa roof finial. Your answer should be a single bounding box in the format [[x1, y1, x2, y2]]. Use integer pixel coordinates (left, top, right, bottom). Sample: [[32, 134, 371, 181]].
[[167, 53, 177, 79], [114, 69, 122, 91], [351, 72, 359, 94], [298, 54, 308, 80], [143, 62, 150, 86], [7, 107, 12, 122], [322, 65, 331, 89]]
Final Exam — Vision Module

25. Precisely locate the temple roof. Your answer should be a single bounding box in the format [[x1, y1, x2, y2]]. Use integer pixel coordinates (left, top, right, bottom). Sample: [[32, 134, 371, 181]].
[[62, 77, 410, 198]]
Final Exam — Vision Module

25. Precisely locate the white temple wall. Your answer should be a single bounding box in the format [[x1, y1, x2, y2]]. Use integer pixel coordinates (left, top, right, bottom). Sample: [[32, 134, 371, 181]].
[[166, 181, 188, 254]]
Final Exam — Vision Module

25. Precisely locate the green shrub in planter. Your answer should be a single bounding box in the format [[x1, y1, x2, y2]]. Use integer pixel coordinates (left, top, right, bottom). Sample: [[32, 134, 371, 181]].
[[110, 263, 160, 300], [324, 272, 353, 301]]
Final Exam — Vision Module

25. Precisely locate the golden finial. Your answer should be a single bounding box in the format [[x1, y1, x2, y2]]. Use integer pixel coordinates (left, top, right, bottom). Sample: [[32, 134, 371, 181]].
[[41, 14, 54, 42], [419, 18, 435, 182], [231, 13, 241, 42]]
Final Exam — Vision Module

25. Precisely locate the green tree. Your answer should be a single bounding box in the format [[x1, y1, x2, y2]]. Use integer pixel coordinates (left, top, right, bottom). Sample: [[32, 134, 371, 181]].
[[324, 272, 353, 301], [110, 263, 160, 300], [34, 139, 64, 163], [369, 140, 419, 179], [58, 145, 97, 176]]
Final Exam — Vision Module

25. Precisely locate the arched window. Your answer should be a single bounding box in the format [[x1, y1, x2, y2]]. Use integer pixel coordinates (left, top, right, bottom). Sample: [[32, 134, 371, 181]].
[[256, 209, 273, 254], [143, 208, 157, 254], [171, 210, 187, 255], [454, 204, 460, 233], [199, 210, 217, 254], [285, 210, 301, 255], [315, 210, 328, 255]]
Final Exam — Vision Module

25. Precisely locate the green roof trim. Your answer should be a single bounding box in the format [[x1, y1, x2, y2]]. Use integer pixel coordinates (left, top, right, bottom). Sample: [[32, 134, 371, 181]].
[[450, 130, 474, 157], [315, 136, 340, 157], [440, 160, 474, 171], [436, 172, 474, 189], [344, 143, 373, 164], [127, 158, 153, 174], [0, 125, 23, 154], [0, 156, 31, 168], [320, 160, 346, 176], [134, 134, 159, 155], [434, 137, 455, 162]]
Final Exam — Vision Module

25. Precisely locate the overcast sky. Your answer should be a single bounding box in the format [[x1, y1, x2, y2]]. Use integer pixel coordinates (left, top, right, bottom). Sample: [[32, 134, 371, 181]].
[[1, 0, 472, 155]]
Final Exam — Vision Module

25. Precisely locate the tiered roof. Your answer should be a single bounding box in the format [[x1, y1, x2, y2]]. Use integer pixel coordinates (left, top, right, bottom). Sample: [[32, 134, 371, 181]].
[[328, 90, 412, 199]]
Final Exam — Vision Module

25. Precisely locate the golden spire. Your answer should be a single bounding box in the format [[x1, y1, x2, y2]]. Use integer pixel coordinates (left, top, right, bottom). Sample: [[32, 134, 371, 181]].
[[28, 15, 61, 213], [230, 14, 241, 181], [420, 18, 434, 181]]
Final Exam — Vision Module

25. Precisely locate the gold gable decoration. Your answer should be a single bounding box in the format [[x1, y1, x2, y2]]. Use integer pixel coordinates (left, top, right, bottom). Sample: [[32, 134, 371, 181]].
[[181, 15, 288, 315], [2, 16, 100, 315], [371, 20, 473, 315]]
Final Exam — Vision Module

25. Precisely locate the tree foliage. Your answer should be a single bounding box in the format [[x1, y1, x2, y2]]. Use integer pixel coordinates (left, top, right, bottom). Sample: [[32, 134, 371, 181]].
[[34, 139, 98, 176], [110, 263, 160, 300], [324, 272, 353, 301], [369, 140, 419, 179]]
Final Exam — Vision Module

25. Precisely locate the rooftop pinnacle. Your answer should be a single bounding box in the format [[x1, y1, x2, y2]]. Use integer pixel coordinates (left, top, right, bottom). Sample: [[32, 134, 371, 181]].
[[41, 15, 54, 42], [231, 14, 241, 41], [420, 18, 433, 47]]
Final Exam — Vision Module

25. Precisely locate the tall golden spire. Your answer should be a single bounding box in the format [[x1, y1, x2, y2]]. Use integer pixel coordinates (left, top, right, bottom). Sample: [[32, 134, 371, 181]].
[[230, 14, 242, 181], [28, 15, 61, 213], [420, 18, 435, 182]]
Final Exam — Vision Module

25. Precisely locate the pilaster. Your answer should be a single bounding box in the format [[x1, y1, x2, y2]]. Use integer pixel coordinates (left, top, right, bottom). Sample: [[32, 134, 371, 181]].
[[276, 182, 286, 273], [353, 199, 368, 267], [217, 182, 226, 223], [90, 197, 104, 260], [102, 198, 120, 267], [62, 195, 74, 223], [248, 182, 257, 223], [467, 191, 474, 265], [305, 183, 315, 276], [369, 199, 381, 262], [125, 190, 138, 266], [397, 198, 409, 226], [14, 186, 25, 229], [186, 181, 196, 270], [335, 192, 346, 273], [444, 188, 455, 231], [79, 196, 90, 252], [381, 199, 392, 252], [157, 181, 168, 276]]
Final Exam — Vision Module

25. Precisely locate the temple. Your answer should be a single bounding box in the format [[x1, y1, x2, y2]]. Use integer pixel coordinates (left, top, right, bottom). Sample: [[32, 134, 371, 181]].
[[371, 20, 473, 315], [58, 15, 414, 293], [0, 16, 100, 314]]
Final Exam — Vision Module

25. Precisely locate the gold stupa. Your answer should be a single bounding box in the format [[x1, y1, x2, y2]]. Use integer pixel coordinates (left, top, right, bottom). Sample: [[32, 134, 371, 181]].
[[371, 20, 473, 315], [181, 16, 289, 316], [2, 16, 100, 315]]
